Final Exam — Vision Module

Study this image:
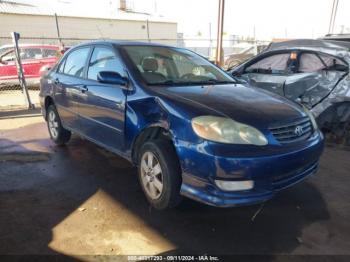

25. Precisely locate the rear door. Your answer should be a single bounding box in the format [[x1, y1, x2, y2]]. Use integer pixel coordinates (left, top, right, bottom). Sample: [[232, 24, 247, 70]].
[[53, 46, 91, 130], [77, 44, 127, 151]]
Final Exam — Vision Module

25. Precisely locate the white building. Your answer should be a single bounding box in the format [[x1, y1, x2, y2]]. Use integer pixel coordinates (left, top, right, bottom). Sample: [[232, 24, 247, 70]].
[[0, 0, 177, 46]]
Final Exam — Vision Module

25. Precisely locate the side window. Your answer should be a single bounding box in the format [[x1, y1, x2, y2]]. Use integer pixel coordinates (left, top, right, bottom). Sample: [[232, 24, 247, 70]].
[[299, 53, 347, 73], [1, 49, 16, 62], [318, 53, 347, 71], [57, 57, 66, 74], [87, 47, 125, 80], [42, 48, 58, 58], [20, 48, 42, 60], [299, 53, 325, 72], [63, 47, 90, 77], [245, 53, 290, 74]]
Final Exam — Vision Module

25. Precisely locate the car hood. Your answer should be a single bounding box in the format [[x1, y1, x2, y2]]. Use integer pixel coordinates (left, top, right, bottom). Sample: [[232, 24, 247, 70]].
[[154, 83, 305, 129]]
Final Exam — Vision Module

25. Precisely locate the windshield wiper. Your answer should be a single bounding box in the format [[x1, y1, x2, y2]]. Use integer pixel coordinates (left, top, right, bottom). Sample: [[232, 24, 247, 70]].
[[193, 79, 236, 85], [148, 80, 195, 86], [148, 79, 236, 86]]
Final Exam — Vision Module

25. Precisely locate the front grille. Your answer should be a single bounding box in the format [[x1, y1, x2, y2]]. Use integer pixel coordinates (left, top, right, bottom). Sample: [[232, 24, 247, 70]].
[[269, 117, 313, 144]]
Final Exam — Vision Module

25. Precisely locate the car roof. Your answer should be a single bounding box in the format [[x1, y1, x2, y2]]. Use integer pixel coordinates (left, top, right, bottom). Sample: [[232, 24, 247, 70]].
[[71, 40, 175, 49], [266, 39, 350, 52], [321, 34, 350, 42]]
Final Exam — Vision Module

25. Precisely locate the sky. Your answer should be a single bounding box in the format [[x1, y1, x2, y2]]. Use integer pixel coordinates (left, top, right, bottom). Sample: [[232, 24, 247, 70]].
[[16, 0, 350, 40], [141, 0, 350, 40]]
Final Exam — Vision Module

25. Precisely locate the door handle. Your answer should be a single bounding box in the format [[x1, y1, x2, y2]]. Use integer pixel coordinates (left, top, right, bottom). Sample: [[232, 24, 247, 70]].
[[115, 101, 124, 109]]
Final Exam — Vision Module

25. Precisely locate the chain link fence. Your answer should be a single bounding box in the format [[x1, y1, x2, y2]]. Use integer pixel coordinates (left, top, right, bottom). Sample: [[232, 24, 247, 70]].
[[0, 36, 270, 111]]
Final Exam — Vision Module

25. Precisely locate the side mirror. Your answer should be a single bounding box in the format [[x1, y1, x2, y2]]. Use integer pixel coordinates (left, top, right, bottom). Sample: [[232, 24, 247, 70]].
[[97, 71, 128, 86]]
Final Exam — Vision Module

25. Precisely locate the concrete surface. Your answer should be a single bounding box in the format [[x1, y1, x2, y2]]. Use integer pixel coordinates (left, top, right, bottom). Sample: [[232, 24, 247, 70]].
[[1, 113, 350, 259], [0, 90, 40, 111]]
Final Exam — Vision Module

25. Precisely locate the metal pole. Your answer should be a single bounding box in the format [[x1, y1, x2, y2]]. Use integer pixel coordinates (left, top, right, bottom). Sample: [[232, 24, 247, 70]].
[[146, 19, 151, 42], [331, 0, 339, 34], [215, 0, 225, 66], [209, 23, 212, 58], [11, 32, 34, 109], [328, 0, 336, 34], [54, 13, 63, 46], [328, 0, 339, 34]]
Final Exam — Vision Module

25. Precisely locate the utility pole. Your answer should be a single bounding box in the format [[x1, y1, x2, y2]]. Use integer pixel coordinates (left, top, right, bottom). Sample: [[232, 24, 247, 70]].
[[146, 19, 151, 42], [209, 23, 212, 58], [54, 13, 63, 47], [215, 0, 225, 66], [328, 0, 339, 34]]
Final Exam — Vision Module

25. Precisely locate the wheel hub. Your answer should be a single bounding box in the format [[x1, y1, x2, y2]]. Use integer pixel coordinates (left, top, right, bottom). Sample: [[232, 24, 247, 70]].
[[140, 151, 163, 200]]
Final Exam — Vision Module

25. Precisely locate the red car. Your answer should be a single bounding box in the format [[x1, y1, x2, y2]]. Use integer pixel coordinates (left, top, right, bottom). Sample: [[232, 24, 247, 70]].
[[0, 44, 61, 86]]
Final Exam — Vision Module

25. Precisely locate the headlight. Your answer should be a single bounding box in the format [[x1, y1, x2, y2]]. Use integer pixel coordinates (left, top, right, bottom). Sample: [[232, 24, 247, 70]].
[[303, 107, 318, 130], [191, 116, 268, 146]]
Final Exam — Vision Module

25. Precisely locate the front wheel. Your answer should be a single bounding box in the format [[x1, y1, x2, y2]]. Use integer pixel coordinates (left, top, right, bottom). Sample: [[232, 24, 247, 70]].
[[138, 139, 182, 210], [47, 104, 71, 145]]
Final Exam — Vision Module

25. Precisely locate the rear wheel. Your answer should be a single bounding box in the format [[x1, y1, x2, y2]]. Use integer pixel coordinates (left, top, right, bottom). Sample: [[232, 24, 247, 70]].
[[47, 104, 71, 145], [138, 139, 182, 210]]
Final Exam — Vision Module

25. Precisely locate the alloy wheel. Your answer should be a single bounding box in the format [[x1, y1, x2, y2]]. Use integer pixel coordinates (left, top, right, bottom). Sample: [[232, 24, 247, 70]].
[[140, 151, 164, 200], [48, 110, 59, 139]]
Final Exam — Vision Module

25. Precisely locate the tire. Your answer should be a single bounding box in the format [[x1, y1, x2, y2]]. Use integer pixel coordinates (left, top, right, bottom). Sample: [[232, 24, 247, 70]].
[[46, 104, 71, 145], [137, 139, 182, 210]]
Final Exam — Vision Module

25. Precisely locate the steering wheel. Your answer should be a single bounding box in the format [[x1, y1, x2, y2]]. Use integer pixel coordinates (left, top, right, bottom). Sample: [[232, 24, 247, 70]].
[[180, 73, 196, 80]]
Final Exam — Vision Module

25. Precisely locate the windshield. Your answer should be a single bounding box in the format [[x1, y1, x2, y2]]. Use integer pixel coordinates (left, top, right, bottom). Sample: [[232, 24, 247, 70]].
[[121, 45, 235, 86]]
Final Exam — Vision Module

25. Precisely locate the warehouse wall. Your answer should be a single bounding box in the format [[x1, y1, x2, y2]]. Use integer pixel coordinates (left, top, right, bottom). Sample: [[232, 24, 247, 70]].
[[0, 13, 177, 45]]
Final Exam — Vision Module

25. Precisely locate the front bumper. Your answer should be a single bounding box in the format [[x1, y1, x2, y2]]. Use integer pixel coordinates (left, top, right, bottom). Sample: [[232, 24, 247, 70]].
[[176, 131, 324, 207]]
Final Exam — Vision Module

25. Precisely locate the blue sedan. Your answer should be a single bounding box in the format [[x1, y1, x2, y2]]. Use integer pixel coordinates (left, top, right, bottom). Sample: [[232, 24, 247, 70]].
[[40, 41, 324, 209]]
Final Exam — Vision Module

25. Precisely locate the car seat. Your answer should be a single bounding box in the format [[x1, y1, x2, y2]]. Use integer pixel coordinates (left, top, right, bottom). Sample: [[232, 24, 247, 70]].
[[141, 57, 166, 83]]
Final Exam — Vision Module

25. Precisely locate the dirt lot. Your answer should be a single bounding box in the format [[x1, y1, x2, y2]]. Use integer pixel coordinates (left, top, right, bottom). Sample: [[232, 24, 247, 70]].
[[1, 110, 350, 260]]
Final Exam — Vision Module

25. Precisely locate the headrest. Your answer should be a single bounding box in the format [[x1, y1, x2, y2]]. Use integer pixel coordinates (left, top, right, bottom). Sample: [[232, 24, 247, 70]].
[[142, 57, 158, 72]]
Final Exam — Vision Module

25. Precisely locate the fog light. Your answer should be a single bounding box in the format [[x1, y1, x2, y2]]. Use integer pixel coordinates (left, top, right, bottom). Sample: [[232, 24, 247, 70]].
[[215, 180, 254, 191]]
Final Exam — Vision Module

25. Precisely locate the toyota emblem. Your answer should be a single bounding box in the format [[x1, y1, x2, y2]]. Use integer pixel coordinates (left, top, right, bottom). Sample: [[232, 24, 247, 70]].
[[294, 126, 304, 136]]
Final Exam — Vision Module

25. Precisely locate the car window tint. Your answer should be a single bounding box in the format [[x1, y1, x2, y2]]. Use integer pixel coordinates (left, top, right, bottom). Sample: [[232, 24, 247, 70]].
[[87, 47, 125, 80], [246, 53, 290, 73], [63, 47, 90, 77], [21, 48, 42, 60], [42, 48, 58, 58]]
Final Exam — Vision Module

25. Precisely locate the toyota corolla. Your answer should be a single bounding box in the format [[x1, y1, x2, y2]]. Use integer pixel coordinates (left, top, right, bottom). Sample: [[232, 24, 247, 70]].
[[40, 41, 324, 209]]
